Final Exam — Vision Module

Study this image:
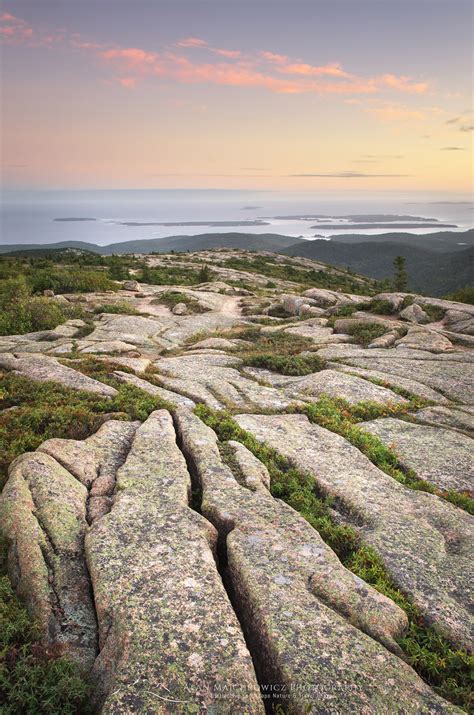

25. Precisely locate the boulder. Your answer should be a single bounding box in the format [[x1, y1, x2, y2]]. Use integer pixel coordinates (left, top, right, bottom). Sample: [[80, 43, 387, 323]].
[[400, 304, 429, 324], [175, 409, 458, 713], [395, 327, 454, 353], [443, 309, 474, 335], [122, 280, 140, 291], [172, 302, 188, 315], [43, 289, 55, 297], [301, 287, 339, 307]]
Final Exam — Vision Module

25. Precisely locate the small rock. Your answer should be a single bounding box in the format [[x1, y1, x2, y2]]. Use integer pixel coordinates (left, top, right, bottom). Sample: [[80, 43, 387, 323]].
[[122, 280, 140, 291], [400, 304, 429, 324], [172, 302, 188, 315], [43, 289, 55, 297]]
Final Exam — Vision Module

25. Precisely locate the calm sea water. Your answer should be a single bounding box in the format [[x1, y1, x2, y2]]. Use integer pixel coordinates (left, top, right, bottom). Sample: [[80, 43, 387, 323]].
[[1, 189, 472, 247]]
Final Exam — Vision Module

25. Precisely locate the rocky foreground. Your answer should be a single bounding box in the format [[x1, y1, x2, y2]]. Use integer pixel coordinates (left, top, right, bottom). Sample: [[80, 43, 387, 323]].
[[0, 250, 473, 713]]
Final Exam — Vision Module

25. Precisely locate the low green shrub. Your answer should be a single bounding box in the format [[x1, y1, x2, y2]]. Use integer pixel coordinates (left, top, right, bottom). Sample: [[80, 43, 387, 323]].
[[443, 286, 474, 305], [244, 353, 326, 376], [93, 302, 140, 315], [343, 321, 387, 346], [0, 576, 90, 715], [29, 268, 118, 294], [369, 298, 398, 315], [0, 278, 87, 336]]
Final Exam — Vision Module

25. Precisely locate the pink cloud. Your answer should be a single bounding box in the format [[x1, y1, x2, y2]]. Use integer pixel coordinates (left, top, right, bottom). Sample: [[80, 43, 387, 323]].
[[279, 62, 352, 78], [377, 73, 429, 94], [176, 37, 208, 48], [210, 47, 241, 59], [117, 77, 137, 88], [1, 13, 432, 100], [260, 51, 289, 64], [0, 12, 34, 43]]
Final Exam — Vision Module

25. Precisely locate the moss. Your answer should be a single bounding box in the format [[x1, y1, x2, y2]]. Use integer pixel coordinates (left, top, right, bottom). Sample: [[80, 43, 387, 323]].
[[194, 404, 473, 711]]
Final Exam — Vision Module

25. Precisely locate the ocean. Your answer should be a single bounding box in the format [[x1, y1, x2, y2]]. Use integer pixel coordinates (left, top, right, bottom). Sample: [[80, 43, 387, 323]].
[[1, 189, 472, 248]]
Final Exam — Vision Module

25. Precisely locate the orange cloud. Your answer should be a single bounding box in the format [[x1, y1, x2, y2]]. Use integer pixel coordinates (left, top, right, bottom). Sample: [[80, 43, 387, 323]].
[[377, 73, 429, 94], [279, 62, 352, 78]]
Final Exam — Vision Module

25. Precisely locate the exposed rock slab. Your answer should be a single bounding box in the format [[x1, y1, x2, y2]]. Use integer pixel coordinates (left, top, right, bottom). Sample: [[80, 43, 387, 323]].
[[395, 328, 454, 353], [338, 355, 474, 404], [38, 419, 139, 523], [154, 353, 298, 410], [175, 409, 459, 713], [86, 410, 263, 713], [362, 418, 474, 494], [331, 364, 449, 404], [282, 368, 408, 406], [0, 353, 117, 397], [113, 370, 196, 408], [0, 452, 97, 670], [235, 413, 474, 652], [414, 406, 474, 436]]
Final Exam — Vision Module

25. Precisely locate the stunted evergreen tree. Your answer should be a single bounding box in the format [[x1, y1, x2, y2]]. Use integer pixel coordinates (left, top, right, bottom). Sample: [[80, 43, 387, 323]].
[[393, 255, 409, 292]]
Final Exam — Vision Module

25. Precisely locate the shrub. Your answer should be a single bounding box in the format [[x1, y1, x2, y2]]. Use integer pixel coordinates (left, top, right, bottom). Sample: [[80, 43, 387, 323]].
[[93, 302, 140, 315], [343, 321, 387, 346], [0, 575, 90, 714], [29, 268, 118, 294], [0, 278, 86, 336], [244, 353, 326, 376], [369, 299, 397, 315], [443, 286, 474, 305]]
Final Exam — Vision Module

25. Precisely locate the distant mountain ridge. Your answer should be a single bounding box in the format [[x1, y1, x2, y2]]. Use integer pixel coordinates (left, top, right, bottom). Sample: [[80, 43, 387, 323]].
[[0, 232, 305, 256], [1, 229, 473, 295]]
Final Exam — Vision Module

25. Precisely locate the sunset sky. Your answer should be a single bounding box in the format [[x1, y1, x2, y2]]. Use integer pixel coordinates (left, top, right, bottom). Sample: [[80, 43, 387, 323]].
[[1, 0, 473, 193]]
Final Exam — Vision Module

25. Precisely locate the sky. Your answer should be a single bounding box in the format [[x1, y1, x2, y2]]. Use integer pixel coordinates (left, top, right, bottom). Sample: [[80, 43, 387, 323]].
[[1, 0, 473, 193]]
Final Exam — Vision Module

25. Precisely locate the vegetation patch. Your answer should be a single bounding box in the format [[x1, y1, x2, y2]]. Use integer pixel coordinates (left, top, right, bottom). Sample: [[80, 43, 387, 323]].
[[0, 574, 90, 715], [369, 298, 399, 315], [300, 396, 473, 514], [92, 302, 141, 315], [443, 286, 474, 305], [152, 291, 208, 313], [0, 278, 87, 336], [342, 321, 388, 346], [194, 404, 473, 710], [215, 254, 376, 295], [0, 368, 172, 489], [243, 353, 326, 376]]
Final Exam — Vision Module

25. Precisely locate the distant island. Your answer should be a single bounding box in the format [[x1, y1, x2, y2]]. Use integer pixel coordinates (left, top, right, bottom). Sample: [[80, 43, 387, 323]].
[[117, 220, 270, 227], [241, 205, 263, 210], [311, 223, 457, 230], [262, 213, 440, 222], [53, 217, 97, 222]]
